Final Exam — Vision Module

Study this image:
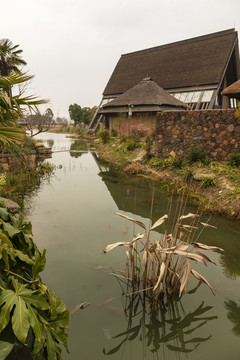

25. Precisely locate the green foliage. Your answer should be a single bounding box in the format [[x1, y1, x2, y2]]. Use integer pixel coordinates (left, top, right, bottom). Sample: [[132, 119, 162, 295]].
[[98, 129, 110, 144], [200, 176, 218, 188], [172, 158, 184, 169], [183, 168, 193, 182], [36, 162, 56, 176], [0, 204, 69, 359], [68, 103, 96, 126], [187, 148, 206, 163], [227, 152, 240, 167], [149, 157, 175, 169]]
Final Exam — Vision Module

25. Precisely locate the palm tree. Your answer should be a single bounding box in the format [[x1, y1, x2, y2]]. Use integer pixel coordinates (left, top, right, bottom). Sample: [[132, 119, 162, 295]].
[[0, 72, 46, 143], [0, 39, 27, 97]]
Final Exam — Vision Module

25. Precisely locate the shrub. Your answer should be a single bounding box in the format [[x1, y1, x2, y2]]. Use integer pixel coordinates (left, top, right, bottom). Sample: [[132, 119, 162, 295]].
[[98, 129, 110, 144], [200, 176, 218, 188], [184, 168, 193, 182], [124, 162, 145, 175], [227, 152, 240, 167], [126, 140, 137, 151], [172, 158, 184, 169], [111, 129, 118, 137], [187, 148, 206, 163], [0, 204, 69, 359]]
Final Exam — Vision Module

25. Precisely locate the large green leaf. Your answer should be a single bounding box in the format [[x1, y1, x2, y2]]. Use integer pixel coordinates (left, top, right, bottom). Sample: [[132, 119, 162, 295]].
[[44, 326, 56, 360], [32, 249, 46, 278], [2, 222, 20, 238], [11, 296, 30, 343], [29, 307, 44, 342], [0, 290, 17, 332], [0, 341, 14, 360], [0, 208, 9, 221]]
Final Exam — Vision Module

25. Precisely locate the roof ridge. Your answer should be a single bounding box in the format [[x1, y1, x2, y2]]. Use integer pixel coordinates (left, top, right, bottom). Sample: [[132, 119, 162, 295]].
[[122, 28, 236, 58]]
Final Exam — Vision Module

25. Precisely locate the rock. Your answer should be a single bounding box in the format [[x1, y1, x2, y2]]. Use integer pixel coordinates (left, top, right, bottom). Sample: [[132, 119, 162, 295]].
[[132, 150, 147, 163], [193, 173, 215, 181], [0, 197, 20, 211]]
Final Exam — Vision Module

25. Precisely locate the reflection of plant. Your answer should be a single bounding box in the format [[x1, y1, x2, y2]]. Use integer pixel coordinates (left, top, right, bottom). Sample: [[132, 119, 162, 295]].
[[70, 140, 88, 158], [104, 211, 223, 304], [0, 204, 69, 359], [225, 299, 240, 336], [103, 292, 216, 356]]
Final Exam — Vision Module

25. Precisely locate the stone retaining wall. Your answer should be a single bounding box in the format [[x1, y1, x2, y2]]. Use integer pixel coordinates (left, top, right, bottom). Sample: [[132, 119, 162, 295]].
[[155, 109, 240, 161]]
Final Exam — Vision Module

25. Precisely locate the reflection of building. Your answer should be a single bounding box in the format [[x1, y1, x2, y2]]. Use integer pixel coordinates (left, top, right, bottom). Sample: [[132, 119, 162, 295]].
[[90, 29, 240, 130]]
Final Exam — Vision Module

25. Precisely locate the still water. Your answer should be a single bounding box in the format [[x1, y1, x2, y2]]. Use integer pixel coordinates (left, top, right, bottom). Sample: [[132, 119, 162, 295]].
[[26, 133, 240, 359]]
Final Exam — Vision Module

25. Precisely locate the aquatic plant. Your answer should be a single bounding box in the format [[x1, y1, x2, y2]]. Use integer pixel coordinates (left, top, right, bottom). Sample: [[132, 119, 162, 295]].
[[104, 210, 223, 305], [0, 204, 69, 359]]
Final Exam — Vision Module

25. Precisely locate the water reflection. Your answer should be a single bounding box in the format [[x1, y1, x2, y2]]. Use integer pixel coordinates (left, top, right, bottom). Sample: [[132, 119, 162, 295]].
[[69, 139, 88, 158], [225, 299, 240, 336], [97, 164, 240, 283], [103, 292, 216, 357]]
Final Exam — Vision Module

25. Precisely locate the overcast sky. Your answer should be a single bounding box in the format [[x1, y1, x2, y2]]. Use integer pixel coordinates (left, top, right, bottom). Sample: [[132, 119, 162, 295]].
[[1, 0, 240, 119]]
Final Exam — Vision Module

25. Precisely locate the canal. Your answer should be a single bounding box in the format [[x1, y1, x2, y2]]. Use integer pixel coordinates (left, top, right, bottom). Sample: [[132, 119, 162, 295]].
[[25, 133, 240, 359]]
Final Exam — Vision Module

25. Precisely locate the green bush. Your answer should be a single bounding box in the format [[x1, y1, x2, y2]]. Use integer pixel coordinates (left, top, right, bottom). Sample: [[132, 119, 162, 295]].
[[126, 140, 137, 151], [111, 129, 118, 137], [227, 152, 240, 167], [187, 148, 206, 163], [0, 204, 69, 359], [172, 158, 184, 169], [98, 129, 110, 144], [200, 176, 218, 188], [184, 168, 193, 182]]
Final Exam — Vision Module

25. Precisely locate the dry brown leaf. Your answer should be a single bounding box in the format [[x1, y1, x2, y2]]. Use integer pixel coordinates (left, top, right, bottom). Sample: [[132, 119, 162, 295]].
[[150, 215, 168, 231], [153, 262, 166, 291], [191, 269, 216, 295], [179, 213, 199, 220], [132, 233, 145, 244], [200, 222, 217, 229], [104, 241, 130, 253], [174, 249, 209, 265], [142, 250, 148, 269], [192, 242, 224, 252], [179, 261, 192, 297], [116, 212, 146, 230]]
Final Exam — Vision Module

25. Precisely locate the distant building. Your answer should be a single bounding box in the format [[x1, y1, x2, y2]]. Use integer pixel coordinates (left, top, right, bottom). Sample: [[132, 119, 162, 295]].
[[89, 29, 240, 131]]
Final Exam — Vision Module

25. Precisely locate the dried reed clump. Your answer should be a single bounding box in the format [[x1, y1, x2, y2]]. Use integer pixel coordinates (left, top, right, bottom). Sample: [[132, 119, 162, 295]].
[[124, 162, 145, 175], [104, 212, 224, 304]]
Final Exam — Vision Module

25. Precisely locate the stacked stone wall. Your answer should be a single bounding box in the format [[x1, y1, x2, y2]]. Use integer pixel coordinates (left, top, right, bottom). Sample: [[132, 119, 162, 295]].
[[155, 109, 240, 161]]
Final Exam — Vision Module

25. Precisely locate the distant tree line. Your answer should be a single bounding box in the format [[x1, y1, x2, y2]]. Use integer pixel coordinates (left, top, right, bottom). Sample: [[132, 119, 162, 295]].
[[68, 103, 97, 126]]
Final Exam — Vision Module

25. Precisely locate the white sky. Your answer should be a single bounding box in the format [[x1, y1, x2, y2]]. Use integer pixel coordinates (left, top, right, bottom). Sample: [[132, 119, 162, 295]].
[[1, 0, 240, 119]]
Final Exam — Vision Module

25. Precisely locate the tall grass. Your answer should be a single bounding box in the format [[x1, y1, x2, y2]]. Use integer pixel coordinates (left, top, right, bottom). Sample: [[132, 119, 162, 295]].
[[104, 204, 223, 305]]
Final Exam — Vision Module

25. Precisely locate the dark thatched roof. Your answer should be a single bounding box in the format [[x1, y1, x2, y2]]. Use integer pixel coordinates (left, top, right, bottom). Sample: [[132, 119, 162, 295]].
[[103, 79, 186, 110], [221, 79, 240, 99], [103, 29, 238, 96]]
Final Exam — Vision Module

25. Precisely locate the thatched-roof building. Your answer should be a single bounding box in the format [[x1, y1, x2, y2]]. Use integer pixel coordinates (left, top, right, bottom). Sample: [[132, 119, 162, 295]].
[[101, 78, 187, 112], [89, 29, 240, 131], [221, 79, 240, 100], [99, 78, 186, 135]]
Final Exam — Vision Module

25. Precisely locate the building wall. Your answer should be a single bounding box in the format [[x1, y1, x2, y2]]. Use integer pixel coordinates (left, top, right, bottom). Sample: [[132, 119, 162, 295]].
[[110, 113, 157, 136], [155, 109, 240, 160]]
